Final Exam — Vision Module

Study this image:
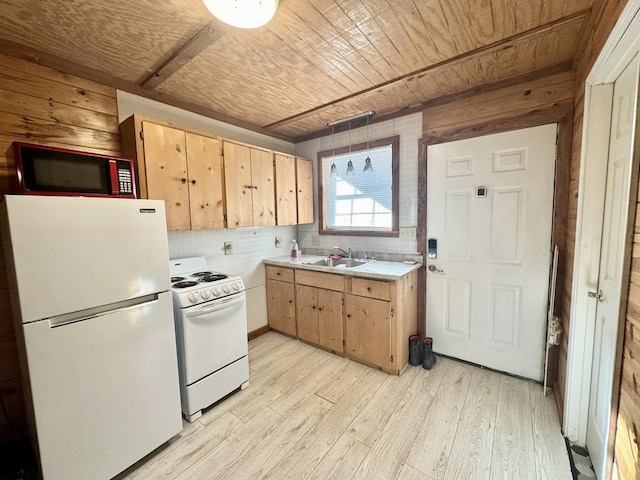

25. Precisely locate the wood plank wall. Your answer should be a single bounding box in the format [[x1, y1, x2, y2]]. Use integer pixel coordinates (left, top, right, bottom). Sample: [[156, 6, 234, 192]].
[[0, 53, 121, 441], [569, 0, 640, 478]]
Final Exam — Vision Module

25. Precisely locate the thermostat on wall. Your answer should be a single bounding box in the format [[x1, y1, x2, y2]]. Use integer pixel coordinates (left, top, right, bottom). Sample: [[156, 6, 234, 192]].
[[476, 186, 488, 198]]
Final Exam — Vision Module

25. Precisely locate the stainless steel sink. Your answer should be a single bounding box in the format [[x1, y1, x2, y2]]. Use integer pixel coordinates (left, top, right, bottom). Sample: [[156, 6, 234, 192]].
[[304, 258, 371, 268]]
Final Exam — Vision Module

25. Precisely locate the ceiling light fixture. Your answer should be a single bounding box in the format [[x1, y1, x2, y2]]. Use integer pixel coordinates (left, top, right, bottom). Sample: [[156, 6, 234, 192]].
[[363, 115, 373, 173], [345, 121, 355, 176], [203, 0, 279, 29], [329, 125, 337, 178]]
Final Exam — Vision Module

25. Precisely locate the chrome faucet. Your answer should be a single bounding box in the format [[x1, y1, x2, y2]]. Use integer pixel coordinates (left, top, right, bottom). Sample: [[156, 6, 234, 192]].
[[333, 246, 352, 258]]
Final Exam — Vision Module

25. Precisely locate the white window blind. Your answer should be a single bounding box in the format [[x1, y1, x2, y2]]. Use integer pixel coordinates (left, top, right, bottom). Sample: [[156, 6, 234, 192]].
[[323, 144, 392, 230]]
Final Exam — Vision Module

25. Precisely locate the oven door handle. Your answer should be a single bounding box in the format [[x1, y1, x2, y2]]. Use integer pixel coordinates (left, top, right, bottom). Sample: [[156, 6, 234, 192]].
[[185, 294, 245, 318]]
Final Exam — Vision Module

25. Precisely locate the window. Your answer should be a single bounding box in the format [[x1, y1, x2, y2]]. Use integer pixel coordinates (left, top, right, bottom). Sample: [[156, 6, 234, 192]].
[[317, 135, 399, 236]]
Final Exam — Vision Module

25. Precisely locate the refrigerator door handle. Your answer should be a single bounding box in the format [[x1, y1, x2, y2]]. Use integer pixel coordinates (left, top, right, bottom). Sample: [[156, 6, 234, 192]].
[[49, 294, 160, 328]]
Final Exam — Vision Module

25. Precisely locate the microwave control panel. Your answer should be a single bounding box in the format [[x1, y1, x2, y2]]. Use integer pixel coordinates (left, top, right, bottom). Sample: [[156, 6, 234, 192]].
[[116, 163, 133, 195]]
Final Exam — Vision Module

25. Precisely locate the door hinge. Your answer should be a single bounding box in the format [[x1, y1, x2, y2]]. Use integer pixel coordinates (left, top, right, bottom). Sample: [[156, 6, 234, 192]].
[[223, 213, 227, 221], [390, 308, 394, 317], [139, 131, 144, 140], [341, 298, 344, 305], [219, 147, 224, 157], [273, 159, 276, 166], [342, 339, 345, 347], [390, 355, 394, 363]]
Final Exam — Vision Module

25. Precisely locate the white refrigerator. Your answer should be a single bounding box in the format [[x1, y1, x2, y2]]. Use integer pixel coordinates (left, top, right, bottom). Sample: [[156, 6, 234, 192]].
[[1, 195, 182, 480]]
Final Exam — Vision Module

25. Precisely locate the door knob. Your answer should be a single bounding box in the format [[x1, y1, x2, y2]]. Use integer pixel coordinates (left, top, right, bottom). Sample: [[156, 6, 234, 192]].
[[428, 264, 444, 274], [588, 289, 604, 301]]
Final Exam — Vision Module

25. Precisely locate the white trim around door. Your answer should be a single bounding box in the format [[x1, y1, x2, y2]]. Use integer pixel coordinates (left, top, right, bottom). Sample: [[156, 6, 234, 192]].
[[564, 0, 640, 464]]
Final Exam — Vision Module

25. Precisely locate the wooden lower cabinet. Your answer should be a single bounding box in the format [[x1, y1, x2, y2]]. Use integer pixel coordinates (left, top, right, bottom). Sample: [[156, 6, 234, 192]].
[[296, 285, 343, 352], [345, 271, 418, 374], [265, 265, 418, 374], [265, 266, 296, 336], [345, 294, 392, 370]]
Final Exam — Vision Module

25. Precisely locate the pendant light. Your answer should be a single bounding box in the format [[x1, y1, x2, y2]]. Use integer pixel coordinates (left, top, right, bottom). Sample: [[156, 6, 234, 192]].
[[363, 115, 374, 173], [345, 120, 355, 176], [203, 0, 279, 29], [329, 125, 337, 178]]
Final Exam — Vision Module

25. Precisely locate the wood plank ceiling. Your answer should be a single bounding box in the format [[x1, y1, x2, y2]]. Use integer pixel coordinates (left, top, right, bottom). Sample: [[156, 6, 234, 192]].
[[0, 0, 592, 141]]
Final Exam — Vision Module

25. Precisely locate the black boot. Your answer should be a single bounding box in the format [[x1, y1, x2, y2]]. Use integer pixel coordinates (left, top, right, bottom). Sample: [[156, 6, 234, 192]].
[[422, 337, 436, 370], [408, 335, 421, 366]]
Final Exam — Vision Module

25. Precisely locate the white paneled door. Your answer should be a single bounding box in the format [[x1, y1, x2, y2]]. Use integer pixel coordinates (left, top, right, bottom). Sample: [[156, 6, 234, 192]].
[[426, 124, 557, 381], [587, 54, 639, 479]]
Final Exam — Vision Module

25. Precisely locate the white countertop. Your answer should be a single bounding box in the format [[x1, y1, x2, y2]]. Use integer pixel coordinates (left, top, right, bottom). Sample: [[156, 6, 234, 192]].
[[264, 254, 421, 280]]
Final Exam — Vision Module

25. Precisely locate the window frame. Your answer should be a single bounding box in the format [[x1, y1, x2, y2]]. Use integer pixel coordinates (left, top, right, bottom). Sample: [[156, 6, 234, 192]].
[[317, 135, 400, 237]]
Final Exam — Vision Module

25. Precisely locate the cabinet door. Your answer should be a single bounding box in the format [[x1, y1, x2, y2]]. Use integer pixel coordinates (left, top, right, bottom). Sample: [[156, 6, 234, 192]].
[[223, 141, 253, 227], [266, 279, 296, 336], [141, 122, 190, 230], [296, 284, 319, 344], [251, 148, 276, 226], [345, 294, 391, 369], [275, 154, 297, 225], [318, 289, 343, 352], [296, 157, 314, 224], [185, 133, 225, 230]]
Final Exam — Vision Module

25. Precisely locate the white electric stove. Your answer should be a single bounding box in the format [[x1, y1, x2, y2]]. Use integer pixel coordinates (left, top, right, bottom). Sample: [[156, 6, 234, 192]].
[[170, 257, 249, 422]]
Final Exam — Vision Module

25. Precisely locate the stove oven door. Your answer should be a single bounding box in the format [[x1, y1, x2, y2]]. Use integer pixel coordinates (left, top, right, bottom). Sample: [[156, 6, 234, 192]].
[[179, 292, 248, 385]]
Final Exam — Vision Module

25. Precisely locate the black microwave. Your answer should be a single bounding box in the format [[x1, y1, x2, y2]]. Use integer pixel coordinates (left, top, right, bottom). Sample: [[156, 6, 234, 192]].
[[12, 142, 136, 198]]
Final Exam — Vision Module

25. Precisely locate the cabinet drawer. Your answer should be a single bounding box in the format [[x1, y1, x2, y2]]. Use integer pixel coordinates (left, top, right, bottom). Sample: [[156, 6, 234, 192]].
[[266, 265, 294, 283], [351, 277, 391, 301], [296, 270, 344, 291]]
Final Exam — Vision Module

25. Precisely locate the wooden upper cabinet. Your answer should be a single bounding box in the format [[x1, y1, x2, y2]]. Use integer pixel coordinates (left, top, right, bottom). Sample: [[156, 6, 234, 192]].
[[140, 121, 190, 231], [296, 157, 314, 224], [275, 154, 297, 225], [224, 140, 276, 228], [185, 133, 224, 230], [223, 141, 253, 228], [250, 148, 276, 227], [120, 116, 225, 231]]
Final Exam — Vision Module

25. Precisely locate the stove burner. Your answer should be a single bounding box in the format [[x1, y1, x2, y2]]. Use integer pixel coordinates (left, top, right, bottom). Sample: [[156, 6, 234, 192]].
[[173, 281, 198, 289], [191, 271, 212, 277], [199, 274, 228, 283], [171, 276, 186, 283]]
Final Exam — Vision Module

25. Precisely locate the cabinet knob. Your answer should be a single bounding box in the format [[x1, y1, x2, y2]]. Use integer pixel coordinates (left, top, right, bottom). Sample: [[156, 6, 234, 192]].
[[245, 185, 252, 189], [253, 185, 258, 189], [312, 305, 316, 310], [347, 314, 351, 318], [181, 178, 187, 184], [191, 179, 196, 185], [367, 287, 372, 292]]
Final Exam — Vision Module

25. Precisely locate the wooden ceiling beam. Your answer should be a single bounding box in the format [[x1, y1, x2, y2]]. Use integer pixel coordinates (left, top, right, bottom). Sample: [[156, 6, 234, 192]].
[[266, 9, 591, 131], [293, 61, 575, 143], [141, 22, 220, 90], [0, 38, 293, 142]]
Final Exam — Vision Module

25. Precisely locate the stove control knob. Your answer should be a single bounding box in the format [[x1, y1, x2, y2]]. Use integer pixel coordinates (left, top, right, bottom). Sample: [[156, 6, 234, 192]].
[[212, 287, 221, 297], [233, 282, 241, 291], [223, 284, 231, 294], [200, 290, 211, 300], [187, 292, 199, 304]]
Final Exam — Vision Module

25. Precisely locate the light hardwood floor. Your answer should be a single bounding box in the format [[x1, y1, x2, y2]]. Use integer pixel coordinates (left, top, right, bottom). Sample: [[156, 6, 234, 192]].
[[117, 331, 572, 480]]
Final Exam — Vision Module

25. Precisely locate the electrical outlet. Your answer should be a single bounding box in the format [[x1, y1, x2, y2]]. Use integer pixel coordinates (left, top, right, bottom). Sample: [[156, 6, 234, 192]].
[[275, 236, 283, 248], [224, 241, 233, 255], [399, 227, 416, 239], [311, 235, 320, 246]]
